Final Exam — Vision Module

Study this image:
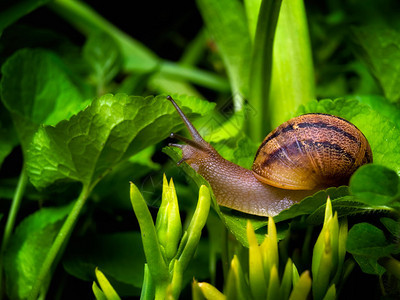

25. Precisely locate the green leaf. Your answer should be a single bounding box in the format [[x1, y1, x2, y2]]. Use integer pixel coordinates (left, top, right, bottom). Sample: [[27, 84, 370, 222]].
[[346, 223, 399, 262], [380, 217, 400, 238], [93, 281, 107, 300], [298, 98, 400, 176], [196, 0, 251, 108], [352, 255, 385, 276], [1, 48, 86, 151], [177, 185, 211, 271], [4, 203, 72, 299], [83, 32, 122, 93], [352, 23, 400, 103], [248, 0, 282, 141], [1, 48, 86, 125], [95, 268, 121, 300], [26, 94, 215, 190], [350, 164, 399, 207], [268, 0, 315, 129], [274, 186, 349, 223], [130, 182, 168, 283], [63, 232, 145, 289], [0, 102, 18, 167], [0, 0, 51, 33], [306, 196, 386, 225], [349, 95, 400, 129]]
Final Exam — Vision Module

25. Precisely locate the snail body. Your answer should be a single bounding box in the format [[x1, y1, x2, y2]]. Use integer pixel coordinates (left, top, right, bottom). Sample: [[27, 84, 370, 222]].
[[167, 96, 372, 217]]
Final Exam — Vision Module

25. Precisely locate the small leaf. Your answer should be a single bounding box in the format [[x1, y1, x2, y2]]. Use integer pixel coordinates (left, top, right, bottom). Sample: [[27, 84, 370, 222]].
[[197, 282, 226, 300], [289, 271, 312, 300], [196, 0, 251, 106], [95, 268, 121, 300], [346, 223, 399, 258], [93, 281, 107, 300], [129, 182, 168, 282], [280, 259, 293, 300], [178, 185, 210, 271], [247, 221, 267, 299], [4, 203, 73, 299], [322, 284, 336, 300], [352, 255, 385, 276], [83, 32, 122, 93]]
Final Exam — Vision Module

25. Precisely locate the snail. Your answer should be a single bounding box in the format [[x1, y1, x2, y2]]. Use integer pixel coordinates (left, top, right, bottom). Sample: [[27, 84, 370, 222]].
[[166, 96, 373, 217]]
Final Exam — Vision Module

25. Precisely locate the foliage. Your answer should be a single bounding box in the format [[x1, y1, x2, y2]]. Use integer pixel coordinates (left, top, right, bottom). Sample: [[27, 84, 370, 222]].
[[0, 0, 400, 299], [194, 198, 348, 300]]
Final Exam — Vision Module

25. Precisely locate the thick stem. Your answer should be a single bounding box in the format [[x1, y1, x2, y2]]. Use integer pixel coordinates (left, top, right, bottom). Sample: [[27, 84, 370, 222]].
[[28, 185, 91, 300], [0, 165, 28, 300], [49, 0, 229, 92]]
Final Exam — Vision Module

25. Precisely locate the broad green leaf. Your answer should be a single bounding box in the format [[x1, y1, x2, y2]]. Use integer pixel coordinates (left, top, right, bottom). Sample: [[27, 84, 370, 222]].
[[298, 98, 400, 176], [1, 48, 87, 151], [0, 0, 51, 33], [350, 164, 399, 207], [349, 95, 400, 129], [4, 203, 72, 299], [63, 232, 145, 290], [1, 48, 86, 125], [26, 94, 215, 190], [83, 32, 122, 93], [352, 23, 400, 103], [196, 0, 251, 107]]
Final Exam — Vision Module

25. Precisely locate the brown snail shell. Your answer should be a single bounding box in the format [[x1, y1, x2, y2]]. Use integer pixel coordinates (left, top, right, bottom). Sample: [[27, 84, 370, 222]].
[[252, 113, 373, 190]]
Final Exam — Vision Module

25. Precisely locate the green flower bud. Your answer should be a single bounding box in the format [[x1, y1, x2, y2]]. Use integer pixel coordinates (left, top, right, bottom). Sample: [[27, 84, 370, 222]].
[[156, 175, 182, 262]]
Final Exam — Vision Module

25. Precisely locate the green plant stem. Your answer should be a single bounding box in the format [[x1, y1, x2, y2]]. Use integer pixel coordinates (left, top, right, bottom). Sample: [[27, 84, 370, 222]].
[[28, 185, 91, 300], [158, 62, 230, 92], [49, 0, 229, 92], [248, 0, 282, 141], [0, 164, 28, 300]]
